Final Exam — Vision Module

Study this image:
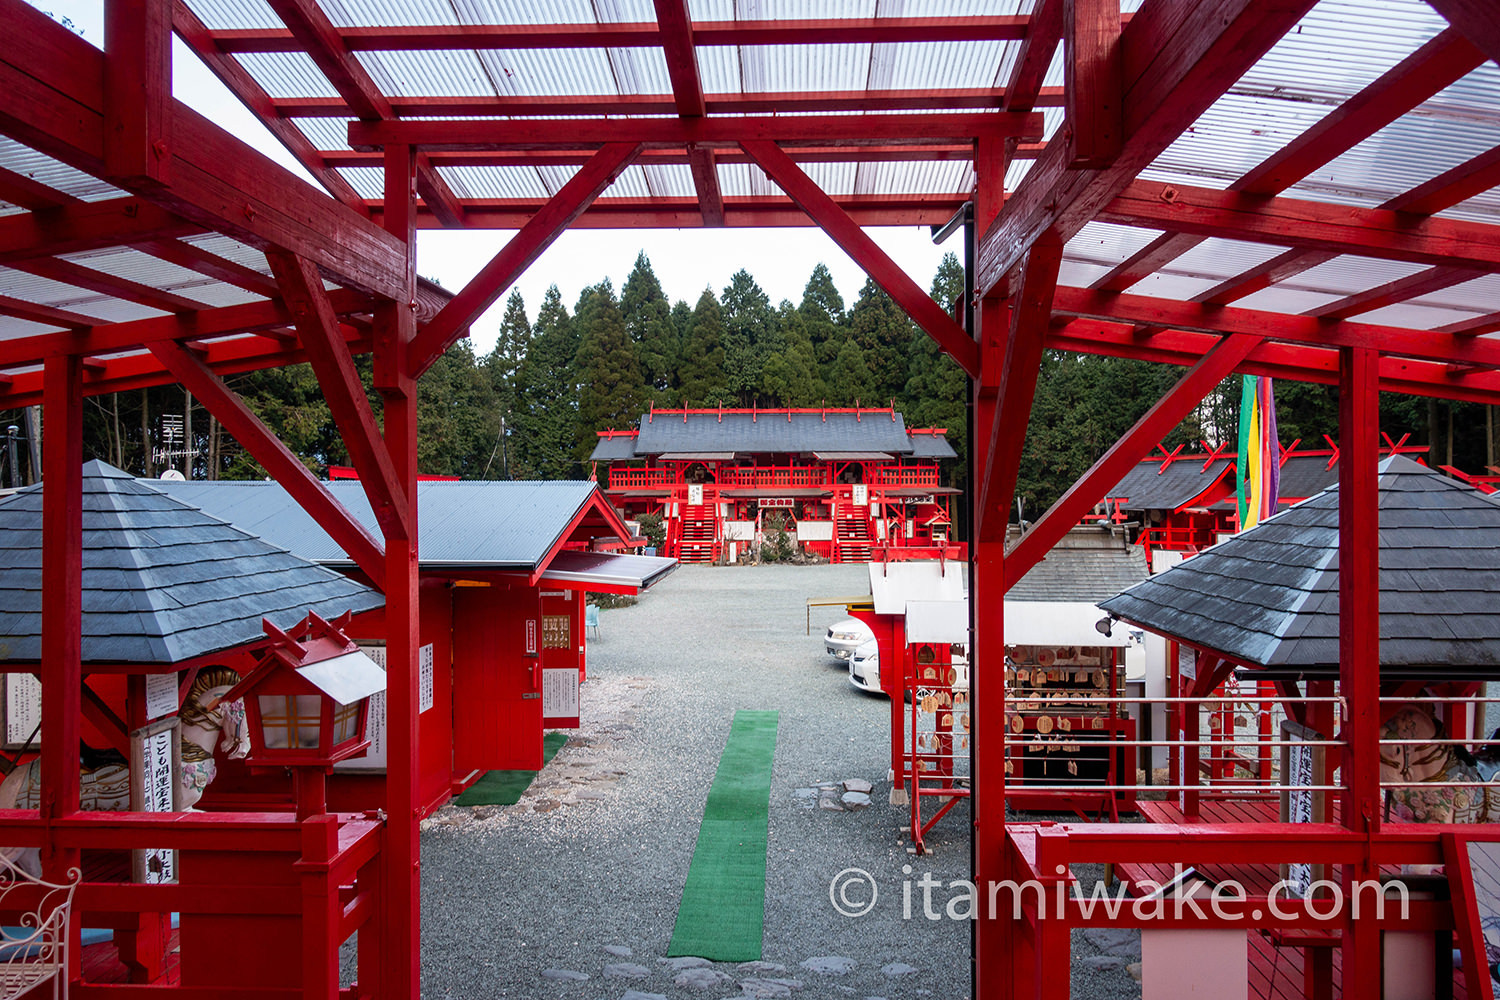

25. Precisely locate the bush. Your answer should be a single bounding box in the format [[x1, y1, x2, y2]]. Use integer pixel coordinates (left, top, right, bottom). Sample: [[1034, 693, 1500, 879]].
[[637, 510, 666, 551], [761, 512, 796, 563]]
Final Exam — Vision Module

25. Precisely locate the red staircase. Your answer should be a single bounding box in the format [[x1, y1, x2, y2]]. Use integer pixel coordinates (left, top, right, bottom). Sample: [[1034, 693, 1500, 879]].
[[678, 503, 720, 564], [834, 502, 873, 563]]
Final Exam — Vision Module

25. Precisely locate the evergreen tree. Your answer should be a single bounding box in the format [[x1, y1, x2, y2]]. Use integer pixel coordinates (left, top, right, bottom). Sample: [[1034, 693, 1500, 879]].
[[847, 276, 915, 404], [720, 269, 775, 404], [760, 301, 825, 406], [903, 253, 969, 490], [511, 285, 580, 479], [621, 252, 678, 406], [825, 337, 874, 406], [573, 281, 644, 463], [799, 263, 846, 369], [485, 289, 531, 416], [677, 288, 728, 407], [419, 340, 503, 478]]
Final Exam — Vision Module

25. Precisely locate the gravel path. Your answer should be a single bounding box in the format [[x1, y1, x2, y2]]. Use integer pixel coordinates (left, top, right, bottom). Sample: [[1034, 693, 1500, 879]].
[[418, 564, 973, 1000], [414, 564, 1142, 999]]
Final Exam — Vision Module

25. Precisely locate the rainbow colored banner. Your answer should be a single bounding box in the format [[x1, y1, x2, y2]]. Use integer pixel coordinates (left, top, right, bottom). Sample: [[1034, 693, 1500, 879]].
[[1236, 375, 1280, 529]]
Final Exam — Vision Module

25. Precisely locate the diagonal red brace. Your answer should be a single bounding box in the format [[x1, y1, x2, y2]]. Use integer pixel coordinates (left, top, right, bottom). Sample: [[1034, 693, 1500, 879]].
[[408, 141, 642, 378], [147, 338, 387, 589], [739, 139, 980, 378]]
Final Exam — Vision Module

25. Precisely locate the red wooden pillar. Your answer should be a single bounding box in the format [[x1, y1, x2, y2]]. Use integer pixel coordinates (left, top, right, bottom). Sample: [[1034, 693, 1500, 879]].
[[376, 142, 421, 1000], [40, 354, 83, 885], [971, 134, 1013, 1000], [1338, 346, 1381, 997]]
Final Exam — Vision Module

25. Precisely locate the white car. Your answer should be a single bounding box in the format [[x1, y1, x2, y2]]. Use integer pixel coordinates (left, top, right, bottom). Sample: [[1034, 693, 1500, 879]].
[[825, 617, 874, 659], [848, 638, 884, 695]]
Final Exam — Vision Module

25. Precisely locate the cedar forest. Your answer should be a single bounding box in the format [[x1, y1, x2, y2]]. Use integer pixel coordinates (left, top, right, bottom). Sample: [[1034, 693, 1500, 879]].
[[3, 251, 1494, 532]]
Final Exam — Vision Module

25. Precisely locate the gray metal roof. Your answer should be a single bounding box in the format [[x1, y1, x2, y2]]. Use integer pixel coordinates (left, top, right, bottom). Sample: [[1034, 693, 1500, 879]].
[[590, 436, 638, 462], [152, 477, 606, 569], [908, 435, 959, 460], [1104, 456, 1233, 512], [1009, 528, 1150, 603], [539, 550, 677, 591], [0, 461, 383, 665], [1100, 456, 1500, 671], [633, 411, 916, 457]]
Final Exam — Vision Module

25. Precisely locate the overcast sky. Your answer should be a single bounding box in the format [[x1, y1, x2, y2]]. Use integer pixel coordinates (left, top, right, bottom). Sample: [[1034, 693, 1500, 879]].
[[38, 0, 957, 356]]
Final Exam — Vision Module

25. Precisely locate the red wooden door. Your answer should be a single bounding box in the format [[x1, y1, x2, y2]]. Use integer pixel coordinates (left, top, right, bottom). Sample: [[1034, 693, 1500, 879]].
[[452, 585, 543, 771]]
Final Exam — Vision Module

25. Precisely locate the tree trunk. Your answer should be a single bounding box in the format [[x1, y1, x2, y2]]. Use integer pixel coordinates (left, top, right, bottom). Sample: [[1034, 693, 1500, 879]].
[[183, 388, 192, 478], [208, 415, 220, 480], [112, 392, 124, 466]]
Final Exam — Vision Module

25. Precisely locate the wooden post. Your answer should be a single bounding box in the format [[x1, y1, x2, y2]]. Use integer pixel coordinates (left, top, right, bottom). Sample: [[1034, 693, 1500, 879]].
[[1338, 345, 1381, 998], [376, 141, 421, 1000]]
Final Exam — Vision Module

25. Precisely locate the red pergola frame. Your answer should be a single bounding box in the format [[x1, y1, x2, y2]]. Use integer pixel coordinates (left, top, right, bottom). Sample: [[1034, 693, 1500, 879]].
[[1, 0, 1498, 997]]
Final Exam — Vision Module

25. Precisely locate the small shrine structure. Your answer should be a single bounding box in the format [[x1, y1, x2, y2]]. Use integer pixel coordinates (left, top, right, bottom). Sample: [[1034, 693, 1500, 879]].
[[590, 406, 958, 564]]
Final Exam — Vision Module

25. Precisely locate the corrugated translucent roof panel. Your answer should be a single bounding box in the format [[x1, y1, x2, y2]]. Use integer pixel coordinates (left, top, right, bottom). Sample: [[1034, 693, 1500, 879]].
[[639, 164, 696, 199], [479, 48, 622, 96], [854, 160, 970, 197], [185, 0, 282, 30], [0, 317, 66, 339], [439, 165, 553, 200], [740, 44, 871, 94], [0, 139, 125, 207], [455, 0, 602, 22], [234, 53, 340, 99], [1410, 274, 1500, 313], [606, 166, 651, 199], [717, 162, 779, 199], [356, 50, 501, 98], [295, 117, 356, 153], [1288, 256, 1431, 298], [1234, 286, 1341, 315], [1125, 272, 1224, 301], [332, 167, 383, 200], [884, 40, 1009, 90], [695, 45, 742, 95], [1169, 239, 1287, 282], [1356, 302, 1480, 330], [322, 0, 459, 26], [1064, 222, 1167, 268]]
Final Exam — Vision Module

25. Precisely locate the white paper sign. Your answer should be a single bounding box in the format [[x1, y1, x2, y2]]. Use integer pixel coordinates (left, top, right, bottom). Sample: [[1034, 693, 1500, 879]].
[[542, 668, 580, 719], [145, 672, 178, 720], [339, 644, 387, 770], [141, 728, 175, 884], [419, 643, 434, 714], [6, 674, 41, 746], [852, 484, 868, 505], [688, 483, 704, 505]]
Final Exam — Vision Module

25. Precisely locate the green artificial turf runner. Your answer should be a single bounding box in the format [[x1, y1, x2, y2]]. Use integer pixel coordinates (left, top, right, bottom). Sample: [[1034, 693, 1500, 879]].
[[454, 732, 568, 806], [667, 709, 779, 962]]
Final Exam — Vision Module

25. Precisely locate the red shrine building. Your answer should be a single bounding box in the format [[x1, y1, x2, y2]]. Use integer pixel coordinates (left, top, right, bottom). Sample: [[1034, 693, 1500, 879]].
[[590, 406, 959, 564]]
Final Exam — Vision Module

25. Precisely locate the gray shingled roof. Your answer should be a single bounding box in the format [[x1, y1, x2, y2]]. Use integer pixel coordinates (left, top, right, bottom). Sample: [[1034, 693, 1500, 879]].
[[1205, 453, 1349, 511], [0, 461, 383, 664], [633, 411, 915, 456], [153, 478, 604, 569], [590, 436, 637, 462], [1104, 456, 1233, 512], [1100, 456, 1500, 671], [908, 434, 958, 460], [1009, 530, 1149, 602]]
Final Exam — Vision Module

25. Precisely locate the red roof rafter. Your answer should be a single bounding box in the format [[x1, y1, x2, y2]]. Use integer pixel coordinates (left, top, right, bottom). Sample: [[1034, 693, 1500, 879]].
[[203, 17, 1036, 53], [1088, 27, 1484, 293], [324, 144, 1025, 169], [0, 198, 201, 265], [979, 0, 1320, 296], [1002, 0, 1064, 113], [10, 256, 209, 314]]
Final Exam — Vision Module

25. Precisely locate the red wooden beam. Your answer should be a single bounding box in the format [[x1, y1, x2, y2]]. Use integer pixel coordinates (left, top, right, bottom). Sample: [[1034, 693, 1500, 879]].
[[10, 256, 208, 314], [0, 289, 371, 367], [147, 338, 387, 587], [1052, 285, 1500, 369], [741, 138, 979, 378], [654, 0, 707, 118], [1305, 265, 1477, 321], [103, 0, 172, 188], [1089, 27, 1483, 292], [1046, 317, 1500, 405], [0, 293, 100, 328], [1063, 0, 1122, 168], [1437, 311, 1500, 336], [170, 0, 365, 213], [408, 141, 641, 377], [265, 0, 391, 120], [979, 0, 1314, 294], [327, 142, 1023, 169], [131, 237, 280, 298], [1005, 332, 1263, 583], [1426, 0, 1500, 69], [0, 198, 200, 264], [268, 250, 411, 543], [1337, 344, 1381, 994], [0, 1, 403, 296], [1003, 0, 1063, 113], [978, 232, 1063, 543], [1096, 178, 1500, 272], [686, 145, 725, 228], [0, 165, 79, 210], [415, 154, 466, 229], [205, 16, 1035, 52], [1192, 145, 1500, 305], [278, 88, 1066, 119], [347, 113, 1045, 151], [40, 353, 83, 880]]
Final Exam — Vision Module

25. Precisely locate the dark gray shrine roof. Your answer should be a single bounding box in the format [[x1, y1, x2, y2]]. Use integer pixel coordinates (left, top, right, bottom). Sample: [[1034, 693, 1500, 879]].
[[0, 461, 383, 665], [1100, 456, 1500, 673], [153, 478, 612, 570], [590, 410, 961, 463], [1103, 456, 1234, 512], [1009, 528, 1150, 603]]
